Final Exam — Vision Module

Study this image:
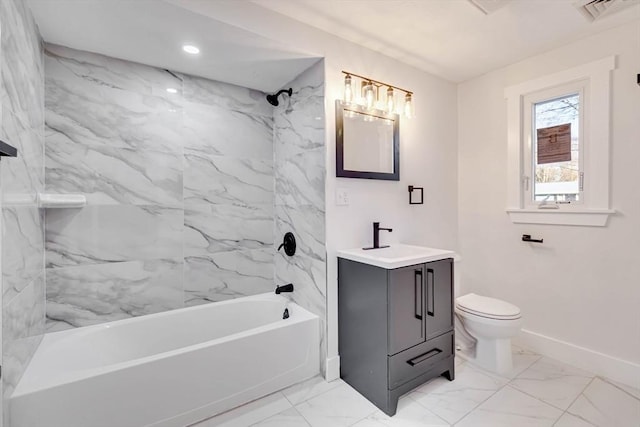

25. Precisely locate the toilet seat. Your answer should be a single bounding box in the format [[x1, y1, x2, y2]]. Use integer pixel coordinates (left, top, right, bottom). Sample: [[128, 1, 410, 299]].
[[456, 293, 521, 320]]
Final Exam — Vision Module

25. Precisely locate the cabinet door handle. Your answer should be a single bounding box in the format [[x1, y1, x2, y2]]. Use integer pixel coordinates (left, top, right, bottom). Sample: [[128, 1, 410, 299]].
[[427, 269, 435, 317], [414, 269, 423, 320], [407, 348, 442, 366]]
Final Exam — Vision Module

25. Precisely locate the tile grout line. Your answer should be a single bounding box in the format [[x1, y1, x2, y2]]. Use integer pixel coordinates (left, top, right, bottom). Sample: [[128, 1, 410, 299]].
[[415, 397, 455, 427], [285, 377, 343, 407], [251, 391, 292, 427], [505, 353, 597, 416], [291, 381, 375, 427], [197, 390, 291, 427], [598, 376, 640, 402], [421, 379, 510, 426], [552, 377, 598, 427], [345, 408, 379, 427], [247, 393, 297, 427], [510, 353, 543, 377], [290, 406, 312, 427], [452, 383, 563, 427], [450, 385, 509, 426], [560, 383, 610, 427], [506, 373, 595, 414]]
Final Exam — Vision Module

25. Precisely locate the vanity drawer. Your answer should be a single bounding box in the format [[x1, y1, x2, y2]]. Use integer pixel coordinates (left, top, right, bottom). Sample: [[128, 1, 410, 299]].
[[388, 331, 453, 389]]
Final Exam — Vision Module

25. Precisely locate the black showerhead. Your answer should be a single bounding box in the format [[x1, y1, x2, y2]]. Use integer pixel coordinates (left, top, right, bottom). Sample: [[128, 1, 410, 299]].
[[266, 88, 293, 106]]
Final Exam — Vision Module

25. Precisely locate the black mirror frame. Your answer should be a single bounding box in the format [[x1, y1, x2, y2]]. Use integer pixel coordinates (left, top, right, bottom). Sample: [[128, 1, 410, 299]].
[[335, 100, 400, 181]]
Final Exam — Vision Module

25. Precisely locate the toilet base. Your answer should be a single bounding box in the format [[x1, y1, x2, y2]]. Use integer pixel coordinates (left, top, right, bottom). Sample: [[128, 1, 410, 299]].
[[474, 337, 513, 375]]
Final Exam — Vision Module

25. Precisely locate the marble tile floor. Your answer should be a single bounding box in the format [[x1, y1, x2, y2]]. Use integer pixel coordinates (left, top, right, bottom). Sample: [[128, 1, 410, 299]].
[[190, 346, 640, 427]]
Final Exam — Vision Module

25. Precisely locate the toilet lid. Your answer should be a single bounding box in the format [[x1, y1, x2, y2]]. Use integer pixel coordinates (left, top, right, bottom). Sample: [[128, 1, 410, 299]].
[[456, 293, 521, 319]]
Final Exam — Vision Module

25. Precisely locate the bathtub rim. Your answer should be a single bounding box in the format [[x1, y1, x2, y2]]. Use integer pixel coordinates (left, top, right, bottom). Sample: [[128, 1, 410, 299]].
[[14, 293, 318, 397]]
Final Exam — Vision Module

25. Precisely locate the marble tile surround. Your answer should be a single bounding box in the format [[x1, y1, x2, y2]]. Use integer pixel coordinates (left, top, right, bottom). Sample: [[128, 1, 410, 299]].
[[191, 348, 640, 427], [2, 205, 44, 301], [273, 60, 326, 373], [184, 249, 274, 306], [0, 0, 46, 424], [45, 205, 184, 268], [45, 258, 183, 331], [2, 274, 45, 395], [0, 0, 44, 130], [46, 130, 183, 206], [44, 46, 326, 332]]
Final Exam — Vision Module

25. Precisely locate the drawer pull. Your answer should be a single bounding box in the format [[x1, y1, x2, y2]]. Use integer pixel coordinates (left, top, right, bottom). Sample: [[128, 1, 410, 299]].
[[414, 269, 423, 321], [427, 268, 435, 317], [407, 348, 442, 366]]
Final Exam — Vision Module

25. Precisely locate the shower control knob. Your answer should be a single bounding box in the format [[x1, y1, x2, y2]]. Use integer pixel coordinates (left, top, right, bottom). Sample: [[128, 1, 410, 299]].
[[278, 232, 296, 256]]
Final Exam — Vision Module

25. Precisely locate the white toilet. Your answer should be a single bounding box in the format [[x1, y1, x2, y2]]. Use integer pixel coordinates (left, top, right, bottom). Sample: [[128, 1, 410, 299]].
[[455, 293, 522, 375]]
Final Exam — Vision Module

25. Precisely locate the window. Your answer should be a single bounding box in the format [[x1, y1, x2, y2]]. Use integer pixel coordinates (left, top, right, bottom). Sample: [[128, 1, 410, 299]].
[[524, 84, 584, 206], [505, 57, 615, 226]]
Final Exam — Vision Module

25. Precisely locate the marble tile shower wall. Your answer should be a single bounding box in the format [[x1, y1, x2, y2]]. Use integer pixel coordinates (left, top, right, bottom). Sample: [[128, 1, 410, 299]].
[[44, 44, 275, 331], [273, 61, 326, 371], [0, 0, 45, 422]]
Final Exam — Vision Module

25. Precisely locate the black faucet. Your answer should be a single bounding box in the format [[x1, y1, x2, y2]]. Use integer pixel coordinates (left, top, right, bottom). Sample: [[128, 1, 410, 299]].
[[275, 283, 294, 294], [372, 222, 392, 249]]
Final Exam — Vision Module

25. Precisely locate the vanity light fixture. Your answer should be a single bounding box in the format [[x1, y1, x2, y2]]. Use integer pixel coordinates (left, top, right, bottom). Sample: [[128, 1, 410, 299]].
[[166, 87, 178, 94], [182, 44, 200, 55], [341, 71, 414, 118]]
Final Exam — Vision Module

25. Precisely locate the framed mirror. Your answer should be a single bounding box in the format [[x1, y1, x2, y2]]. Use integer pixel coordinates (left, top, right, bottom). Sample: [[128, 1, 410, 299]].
[[336, 100, 400, 180]]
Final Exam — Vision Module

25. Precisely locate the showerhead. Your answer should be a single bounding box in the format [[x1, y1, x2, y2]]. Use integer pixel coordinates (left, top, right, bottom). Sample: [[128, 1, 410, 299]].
[[266, 88, 293, 106]]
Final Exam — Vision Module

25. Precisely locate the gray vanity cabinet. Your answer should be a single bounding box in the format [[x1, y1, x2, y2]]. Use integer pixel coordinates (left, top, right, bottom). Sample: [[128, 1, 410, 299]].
[[338, 257, 455, 416]]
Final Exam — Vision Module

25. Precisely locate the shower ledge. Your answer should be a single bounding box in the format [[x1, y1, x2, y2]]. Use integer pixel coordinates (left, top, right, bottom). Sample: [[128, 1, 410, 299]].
[[38, 193, 87, 209]]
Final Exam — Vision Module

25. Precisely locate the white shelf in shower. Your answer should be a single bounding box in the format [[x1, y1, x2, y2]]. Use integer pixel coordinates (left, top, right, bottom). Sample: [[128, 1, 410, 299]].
[[38, 193, 87, 208]]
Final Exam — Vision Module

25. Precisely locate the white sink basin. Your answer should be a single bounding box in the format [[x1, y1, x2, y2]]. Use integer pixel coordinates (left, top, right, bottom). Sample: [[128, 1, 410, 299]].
[[337, 244, 456, 269]]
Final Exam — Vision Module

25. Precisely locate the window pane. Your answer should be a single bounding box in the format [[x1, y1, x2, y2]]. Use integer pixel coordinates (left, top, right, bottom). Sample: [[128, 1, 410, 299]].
[[533, 93, 580, 202]]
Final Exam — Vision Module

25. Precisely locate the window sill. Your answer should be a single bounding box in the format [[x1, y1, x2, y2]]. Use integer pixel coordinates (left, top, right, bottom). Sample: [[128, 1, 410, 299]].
[[506, 209, 615, 227]]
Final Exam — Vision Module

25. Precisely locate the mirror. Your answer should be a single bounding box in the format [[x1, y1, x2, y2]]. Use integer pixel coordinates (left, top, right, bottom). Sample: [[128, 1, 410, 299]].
[[336, 100, 400, 180]]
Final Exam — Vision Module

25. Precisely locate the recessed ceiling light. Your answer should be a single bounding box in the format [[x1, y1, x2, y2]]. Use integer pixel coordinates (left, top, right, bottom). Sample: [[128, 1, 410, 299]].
[[166, 87, 178, 94], [182, 44, 200, 55]]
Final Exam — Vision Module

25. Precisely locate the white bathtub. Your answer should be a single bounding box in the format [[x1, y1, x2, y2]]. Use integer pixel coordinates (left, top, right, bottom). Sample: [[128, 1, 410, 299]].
[[11, 293, 319, 427]]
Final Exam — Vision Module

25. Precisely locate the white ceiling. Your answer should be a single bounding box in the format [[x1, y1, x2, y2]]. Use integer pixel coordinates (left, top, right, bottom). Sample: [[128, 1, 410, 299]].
[[27, 0, 321, 92], [26, 0, 640, 89], [252, 0, 640, 82]]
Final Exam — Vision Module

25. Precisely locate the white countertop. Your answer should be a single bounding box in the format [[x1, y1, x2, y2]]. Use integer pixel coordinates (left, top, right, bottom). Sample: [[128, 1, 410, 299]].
[[337, 244, 457, 269]]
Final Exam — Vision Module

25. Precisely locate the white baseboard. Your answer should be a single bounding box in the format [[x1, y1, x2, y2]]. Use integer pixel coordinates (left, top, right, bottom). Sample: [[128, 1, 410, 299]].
[[325, 356, 340, 381], [513, 329, 640, 388]]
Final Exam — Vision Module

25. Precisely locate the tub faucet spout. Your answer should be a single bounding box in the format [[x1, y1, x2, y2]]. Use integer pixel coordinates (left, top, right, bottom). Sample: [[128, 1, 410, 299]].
[[275, 283, 294, 294]]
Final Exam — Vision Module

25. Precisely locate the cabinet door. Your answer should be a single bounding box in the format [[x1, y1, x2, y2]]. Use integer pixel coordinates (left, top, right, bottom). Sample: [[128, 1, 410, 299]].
[[425, 259, 453, 340], [388, 265, 426, 355]]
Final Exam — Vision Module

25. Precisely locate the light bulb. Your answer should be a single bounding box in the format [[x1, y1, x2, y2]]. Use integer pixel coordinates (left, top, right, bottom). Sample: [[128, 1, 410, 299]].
[[404, 93, 414, 119], [364, 81, 375, 111], [182, 45, 200, 55], [344, 74, 353, 104], [358, 81, 367, 106], [375, 86, 385, 110], [386, 87, 395, 114]]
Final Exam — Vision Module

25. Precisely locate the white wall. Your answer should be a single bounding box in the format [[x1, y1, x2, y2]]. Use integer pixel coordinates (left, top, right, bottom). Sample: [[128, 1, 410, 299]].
[[173, 0, 460, 378], [458, 20, 640, 384]]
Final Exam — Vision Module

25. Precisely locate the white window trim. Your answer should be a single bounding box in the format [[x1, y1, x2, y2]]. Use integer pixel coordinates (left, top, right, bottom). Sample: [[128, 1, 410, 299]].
[[505, 56, 616, 227], [523, 83, 585, 207]]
